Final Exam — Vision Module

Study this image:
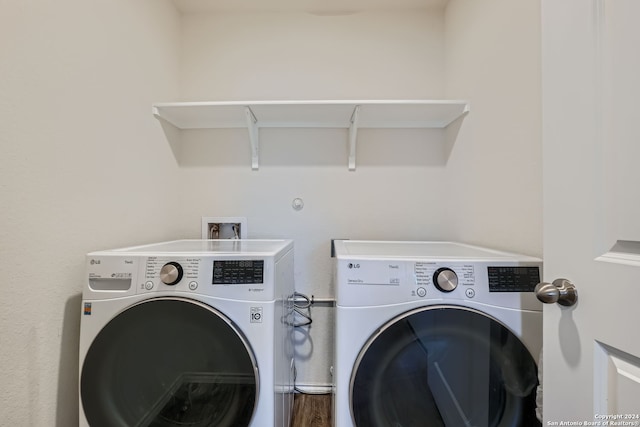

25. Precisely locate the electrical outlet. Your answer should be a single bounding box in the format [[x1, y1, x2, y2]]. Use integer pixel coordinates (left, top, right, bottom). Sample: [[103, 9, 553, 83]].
[[201, 217, 248, 239]]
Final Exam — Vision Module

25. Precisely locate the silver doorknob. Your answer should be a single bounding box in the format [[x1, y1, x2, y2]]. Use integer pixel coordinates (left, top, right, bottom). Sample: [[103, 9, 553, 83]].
[[534, 278, 577, 307]]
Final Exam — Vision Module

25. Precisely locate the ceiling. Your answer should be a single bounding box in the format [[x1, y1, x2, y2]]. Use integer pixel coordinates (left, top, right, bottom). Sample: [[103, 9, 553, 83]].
[[172, 0, 448, 13]]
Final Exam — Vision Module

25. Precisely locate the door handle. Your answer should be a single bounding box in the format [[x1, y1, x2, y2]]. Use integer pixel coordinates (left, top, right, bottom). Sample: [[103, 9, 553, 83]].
[[534, 278, 578, 307]]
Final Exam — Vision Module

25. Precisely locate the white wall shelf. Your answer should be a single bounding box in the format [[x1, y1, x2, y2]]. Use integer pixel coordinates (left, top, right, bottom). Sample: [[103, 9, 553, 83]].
[[152, 100, 470, 170]]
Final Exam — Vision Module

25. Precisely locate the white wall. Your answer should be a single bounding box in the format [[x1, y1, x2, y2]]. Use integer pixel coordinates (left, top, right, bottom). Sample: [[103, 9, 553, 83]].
[[179, 10, 446, 100], [174, 9, 450, 389], [0, 1, 180, 424], [444, 0, 542, 256]]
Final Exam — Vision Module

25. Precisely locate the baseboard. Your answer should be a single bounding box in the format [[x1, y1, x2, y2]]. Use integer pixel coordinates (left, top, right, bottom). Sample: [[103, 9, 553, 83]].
[[294, 384, 332, 394]]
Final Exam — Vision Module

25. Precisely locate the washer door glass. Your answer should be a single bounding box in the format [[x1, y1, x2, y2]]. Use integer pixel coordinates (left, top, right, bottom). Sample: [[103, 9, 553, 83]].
[[351, 306, 540, 427], [81, 298, 258, 427]]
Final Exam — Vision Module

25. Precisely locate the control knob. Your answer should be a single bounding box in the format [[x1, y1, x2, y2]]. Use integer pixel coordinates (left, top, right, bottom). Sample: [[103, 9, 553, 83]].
[[160, 262, 183, 286], [433, 268, 458, 293]]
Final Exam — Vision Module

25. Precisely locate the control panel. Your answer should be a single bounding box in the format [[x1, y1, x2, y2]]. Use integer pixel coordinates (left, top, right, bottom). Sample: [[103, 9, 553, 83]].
[[84, 256, 272, 300], [487, 266, 540, 292], [142, 257, 201, 292], [132, 256, 273, 301], [84, 239, 291, 302], [143, 258, 265, 286], [213, 260, 264, 284], [336, 258, 542, 310], [413, 262, 476, 299]]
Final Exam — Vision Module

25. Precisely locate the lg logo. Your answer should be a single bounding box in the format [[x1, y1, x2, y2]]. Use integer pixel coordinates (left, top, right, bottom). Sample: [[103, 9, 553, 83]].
[[348, 263, 361, 269]]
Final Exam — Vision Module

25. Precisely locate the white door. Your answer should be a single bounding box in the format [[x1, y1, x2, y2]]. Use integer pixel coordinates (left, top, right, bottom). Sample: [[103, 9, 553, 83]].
[[542, 0, 640, 423]]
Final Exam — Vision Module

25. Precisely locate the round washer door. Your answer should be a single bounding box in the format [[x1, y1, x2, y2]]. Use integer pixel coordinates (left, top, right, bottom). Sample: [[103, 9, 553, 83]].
[[351, 306, 540, 427], [81, 298, 258, 427]]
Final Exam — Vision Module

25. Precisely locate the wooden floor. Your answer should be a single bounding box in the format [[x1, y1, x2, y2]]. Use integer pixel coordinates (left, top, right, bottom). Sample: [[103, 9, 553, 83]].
[[291, 393, 332, 427]]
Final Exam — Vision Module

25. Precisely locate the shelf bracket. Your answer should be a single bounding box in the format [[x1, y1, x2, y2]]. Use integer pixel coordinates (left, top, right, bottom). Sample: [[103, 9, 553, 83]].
[[348, 105, 361, 171], [245, 107, 259, 170]]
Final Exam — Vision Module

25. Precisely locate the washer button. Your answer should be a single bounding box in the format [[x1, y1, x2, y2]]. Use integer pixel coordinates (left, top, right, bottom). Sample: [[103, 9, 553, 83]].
[[465, 288, 475, 298], [145, 281, 154, 290], [417, 287, 427, 297], [189, 281, 198, 291]]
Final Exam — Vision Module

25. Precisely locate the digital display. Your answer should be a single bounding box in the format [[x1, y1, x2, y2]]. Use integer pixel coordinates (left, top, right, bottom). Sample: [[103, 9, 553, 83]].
[[212, 260, 264, 285], [487, 266, 540, 292]]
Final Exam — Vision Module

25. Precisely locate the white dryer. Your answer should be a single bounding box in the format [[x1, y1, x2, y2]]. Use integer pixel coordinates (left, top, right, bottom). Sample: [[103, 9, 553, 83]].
[[79, 239, 295, 427], [333, 240, 542, 427]]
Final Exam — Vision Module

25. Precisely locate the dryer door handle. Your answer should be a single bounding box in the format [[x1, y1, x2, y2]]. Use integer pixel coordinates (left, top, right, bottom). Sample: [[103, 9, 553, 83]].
[[535, 279, 578, 307]]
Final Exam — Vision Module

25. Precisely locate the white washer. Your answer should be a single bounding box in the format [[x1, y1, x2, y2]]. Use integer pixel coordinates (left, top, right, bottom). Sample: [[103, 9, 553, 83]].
[[79, 239, 295, 427], [333, 240, 543, 427]]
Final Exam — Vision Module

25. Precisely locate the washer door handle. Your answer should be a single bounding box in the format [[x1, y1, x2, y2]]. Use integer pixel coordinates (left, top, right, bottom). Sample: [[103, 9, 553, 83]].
[[534, 278, 578, 307]]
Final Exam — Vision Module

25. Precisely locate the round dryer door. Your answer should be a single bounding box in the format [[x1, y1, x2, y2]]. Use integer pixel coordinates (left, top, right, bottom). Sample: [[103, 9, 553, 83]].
[[81, 298, 258, 427], [351, 306, 540, 427]]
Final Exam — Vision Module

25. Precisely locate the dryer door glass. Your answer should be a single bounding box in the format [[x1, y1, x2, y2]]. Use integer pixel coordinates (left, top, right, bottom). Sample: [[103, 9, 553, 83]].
[[81, 298, 258, 427], [351, 306, 540, 427]]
